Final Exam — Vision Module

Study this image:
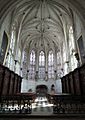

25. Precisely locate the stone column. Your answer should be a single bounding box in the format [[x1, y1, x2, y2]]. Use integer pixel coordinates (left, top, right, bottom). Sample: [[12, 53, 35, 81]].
[[63, 23, 70, 73], [45, 52, 48, 71], [54, 49, 57, 71], [26, 50, 29, 80], [45, 52, 48, 81], [45, 71, 48, 81], [14, 59, 18, 73], [27, 49, 31, 81], [72, 16, 81, 65], [35, 51, 39, 81], [15, 14, 25, 61], [54, 49, 57, 80], [60, 46, 63, 69], [20, 49, 24, 77], [35, 51, 39, 72]]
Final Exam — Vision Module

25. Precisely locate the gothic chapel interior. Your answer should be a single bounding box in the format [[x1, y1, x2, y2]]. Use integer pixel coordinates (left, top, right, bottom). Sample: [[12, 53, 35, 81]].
[[0, 0, 85, 118]]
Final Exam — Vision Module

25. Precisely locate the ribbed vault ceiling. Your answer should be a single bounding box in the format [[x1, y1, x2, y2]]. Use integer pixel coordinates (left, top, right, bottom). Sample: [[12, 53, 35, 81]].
[[1, 0, 82, 51]]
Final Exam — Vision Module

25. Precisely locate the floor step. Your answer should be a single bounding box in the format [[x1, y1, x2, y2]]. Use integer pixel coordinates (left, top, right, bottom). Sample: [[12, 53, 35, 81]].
[[0, 114, 85, 119]]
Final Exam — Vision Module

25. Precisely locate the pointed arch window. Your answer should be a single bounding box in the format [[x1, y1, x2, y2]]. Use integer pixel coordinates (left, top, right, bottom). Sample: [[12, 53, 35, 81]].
[[57, 51, 62, 78], [16, 49, 21, 75], [69, 26, 75, 54], [29, 50, 35, 80], [39, 51, 45, 79], [6, 29, 16, 71], [0, 31, 8, 64], [48, 50, 54, 79], [10, 30, 16, 54], [22, 50, 27, 78]]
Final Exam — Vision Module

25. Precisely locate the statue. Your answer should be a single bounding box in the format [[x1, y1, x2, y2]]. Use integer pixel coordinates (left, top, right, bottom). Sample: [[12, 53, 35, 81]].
[[51, 84, 55, 94]]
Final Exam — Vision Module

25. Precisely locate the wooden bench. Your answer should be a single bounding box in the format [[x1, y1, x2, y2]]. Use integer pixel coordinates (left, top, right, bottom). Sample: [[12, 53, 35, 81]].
[[0, 93, 36, 114], [47, 93, 85, 114]]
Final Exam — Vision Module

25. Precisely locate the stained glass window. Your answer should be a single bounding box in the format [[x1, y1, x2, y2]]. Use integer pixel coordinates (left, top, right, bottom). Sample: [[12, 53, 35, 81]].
[[10, 30, 16, 54], [6, 29, 16, 71], [29, 50, 35, 80], [57, 51, 63, 78], [39, 51, 45, 79], [48, 50, 54, 79], [22, 50, 27, 78]]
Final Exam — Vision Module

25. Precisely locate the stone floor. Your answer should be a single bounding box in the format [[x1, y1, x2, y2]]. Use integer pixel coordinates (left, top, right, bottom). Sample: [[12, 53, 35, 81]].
[[0, 97, 85, 120], [32, 96, 53, 115], [1, 118, 85, 120]]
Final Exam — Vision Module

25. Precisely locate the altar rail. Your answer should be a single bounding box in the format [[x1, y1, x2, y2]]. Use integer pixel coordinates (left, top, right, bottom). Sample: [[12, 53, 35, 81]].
[[61, 64, 85, 95], [47, 94, 85, 114], [0, 64, 22, 95], [0, 93, 36, 114]]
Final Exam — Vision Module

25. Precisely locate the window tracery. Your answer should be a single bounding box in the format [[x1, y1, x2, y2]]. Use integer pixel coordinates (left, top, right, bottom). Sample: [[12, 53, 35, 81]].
[[22, 50, 27, 78], [39, 51, 45, 79], [10, 30, 16, 54], [6, 29, 16, 71], [48, 50, 54, 79], [29, 50, 35, 80], [57, 51, 62, 78]]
